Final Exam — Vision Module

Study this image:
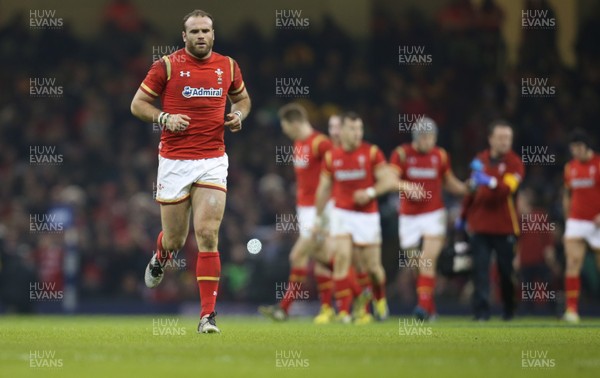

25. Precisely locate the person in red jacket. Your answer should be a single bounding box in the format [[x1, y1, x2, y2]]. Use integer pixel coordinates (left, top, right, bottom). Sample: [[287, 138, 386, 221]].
[[459, 120, 525, 321], [562, 129, 600, 323]]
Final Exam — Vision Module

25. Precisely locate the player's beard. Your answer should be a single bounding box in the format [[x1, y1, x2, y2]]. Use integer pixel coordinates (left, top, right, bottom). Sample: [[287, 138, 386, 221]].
[[187, 39, 213, 59]]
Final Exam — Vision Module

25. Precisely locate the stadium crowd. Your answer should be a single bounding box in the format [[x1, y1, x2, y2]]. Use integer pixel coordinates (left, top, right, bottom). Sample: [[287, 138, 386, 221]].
[[1, 0, 599, 314]]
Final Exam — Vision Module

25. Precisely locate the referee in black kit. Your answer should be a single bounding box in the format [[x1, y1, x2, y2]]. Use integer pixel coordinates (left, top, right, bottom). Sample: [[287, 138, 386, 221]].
[[458, 121, 525, 320]]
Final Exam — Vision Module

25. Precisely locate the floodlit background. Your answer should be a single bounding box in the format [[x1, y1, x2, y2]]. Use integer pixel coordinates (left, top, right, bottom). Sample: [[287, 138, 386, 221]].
[[1, 0, 599, 316]]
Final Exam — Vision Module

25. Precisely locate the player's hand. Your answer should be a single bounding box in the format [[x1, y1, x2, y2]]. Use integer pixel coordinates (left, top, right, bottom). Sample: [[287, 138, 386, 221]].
[[470, 171, 498, 189], [594, 214, 600, 227], [353, 189, 372, 206], [165, 114, 190, 132], [224, 112, 242, 133]]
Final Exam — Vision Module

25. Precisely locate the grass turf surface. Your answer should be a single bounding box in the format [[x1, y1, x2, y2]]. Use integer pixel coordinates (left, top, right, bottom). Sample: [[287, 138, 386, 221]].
[[1, 315, 599, 377]]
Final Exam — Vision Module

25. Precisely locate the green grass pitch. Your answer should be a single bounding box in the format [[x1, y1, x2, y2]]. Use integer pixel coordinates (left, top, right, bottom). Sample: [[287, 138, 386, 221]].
[[1, 315, 599, 377]]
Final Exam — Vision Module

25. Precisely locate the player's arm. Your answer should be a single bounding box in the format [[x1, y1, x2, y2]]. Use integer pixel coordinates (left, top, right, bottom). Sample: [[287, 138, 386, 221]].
[[443, 170, 469, 196], [389, 166, 419, 196], [225, 88, 251, 133], [389, 147, 418, 197], [562, 186, 571, 220], [315, 172, 332, 217], [313, 171, 332, 239], [130, 89, 190, 132], [375, 164, 401, 194], [354, 164, 399, 206]]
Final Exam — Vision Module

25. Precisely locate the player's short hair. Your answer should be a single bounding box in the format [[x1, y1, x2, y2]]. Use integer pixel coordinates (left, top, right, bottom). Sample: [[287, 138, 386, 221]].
[[183, 10, 214, 32], [278, 103, 308, 123], [341, 111, 362, 125], [411, 116, 438, 141], [569, 129, 590, 147], [488, 119, 512, 136]]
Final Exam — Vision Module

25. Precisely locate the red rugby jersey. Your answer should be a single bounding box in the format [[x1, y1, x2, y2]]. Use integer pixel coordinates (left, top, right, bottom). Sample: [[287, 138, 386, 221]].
[[564, 153, 600, 221], [294, 132, 332, 206], [322, 142, 386, 213], [389, 143, 451, 215], [139, 49, 245, 159]]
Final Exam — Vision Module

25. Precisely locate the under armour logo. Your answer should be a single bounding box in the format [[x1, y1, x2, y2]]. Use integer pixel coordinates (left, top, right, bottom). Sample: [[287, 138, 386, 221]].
[[180, 71, 190, 77], [213, 291, 217, 296]]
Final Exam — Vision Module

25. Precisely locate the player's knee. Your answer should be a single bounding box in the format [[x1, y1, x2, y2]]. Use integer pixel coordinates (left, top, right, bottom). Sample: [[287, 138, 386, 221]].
[[565, 256, 582, 271], [195, 227, 219, 249], [162, 233, 186, 250], [368, 262, 383, 276], [334, 250, 351, 266]]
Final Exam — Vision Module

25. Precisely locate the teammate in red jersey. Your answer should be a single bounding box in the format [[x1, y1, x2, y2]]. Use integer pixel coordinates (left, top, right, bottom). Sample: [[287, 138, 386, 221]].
[[130, 9, 251, 333], [562, 129, 600, 323], [259, 103, 336, 323], [314, 112, 397, 324], [389, 117, 469, 320]]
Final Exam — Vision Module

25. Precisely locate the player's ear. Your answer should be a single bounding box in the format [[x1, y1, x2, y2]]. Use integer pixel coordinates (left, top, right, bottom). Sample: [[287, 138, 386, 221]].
[[182, 30, 186, 43]]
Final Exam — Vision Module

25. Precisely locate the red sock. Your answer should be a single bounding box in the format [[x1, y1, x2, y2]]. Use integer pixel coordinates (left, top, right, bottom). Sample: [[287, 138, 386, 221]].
[[334, 276, 353, 314], [279, 267, 308, 313], [565, 276, 580, 312], [196, 251, 220, 318], [416, 275, 435, 314], [316, 274, 333, 307], [155, 231, 174, 265], [348, 267, 362, 297], [372, 277, 386, 301], [357, 272, 371, 290]]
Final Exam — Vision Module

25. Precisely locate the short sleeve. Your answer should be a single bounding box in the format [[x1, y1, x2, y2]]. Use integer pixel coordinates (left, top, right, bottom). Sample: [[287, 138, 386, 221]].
[[140, 57, 168, 97], [313, 135, 332, 159], [227, 57, 245, 95], [370, 145, 386, 167], [439, 148, 451, 176], [389, 147, 405, 175], [563, 163, 571, 190]]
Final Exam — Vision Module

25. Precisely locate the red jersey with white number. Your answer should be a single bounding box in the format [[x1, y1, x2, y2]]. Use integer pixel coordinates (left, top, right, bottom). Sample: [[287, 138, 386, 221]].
[[564, 153, 600, 221], [295, 132, 332, 206], [139, 49, 245, 159], [323, 142, 386, 213], [389, 144, 450, 215]]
